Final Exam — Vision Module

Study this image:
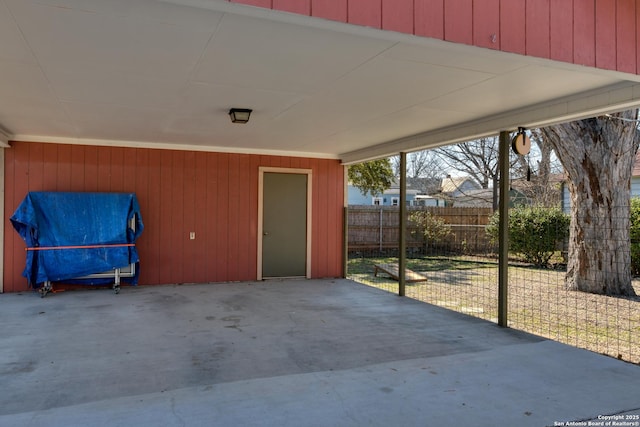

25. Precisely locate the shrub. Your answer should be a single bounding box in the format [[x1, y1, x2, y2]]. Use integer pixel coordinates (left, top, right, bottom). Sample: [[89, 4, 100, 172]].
[[630, 198, 640, 275], [409, 211, 452, 252], [486, 206, 569, 267]]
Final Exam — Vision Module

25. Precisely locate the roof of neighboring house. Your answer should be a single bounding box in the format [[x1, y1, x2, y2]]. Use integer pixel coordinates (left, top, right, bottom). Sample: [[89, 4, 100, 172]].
[[440, 176, 478, 194], [382, 188, 420, 196]]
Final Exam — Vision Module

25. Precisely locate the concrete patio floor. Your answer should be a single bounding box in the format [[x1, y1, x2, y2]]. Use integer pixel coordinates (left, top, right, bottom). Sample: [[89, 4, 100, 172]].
[[1, 279, 639, 427]]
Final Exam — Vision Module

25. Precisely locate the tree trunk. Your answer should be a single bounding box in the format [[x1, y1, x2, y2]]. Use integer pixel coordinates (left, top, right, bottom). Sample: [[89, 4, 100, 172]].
[[541, 110, 639, 296]]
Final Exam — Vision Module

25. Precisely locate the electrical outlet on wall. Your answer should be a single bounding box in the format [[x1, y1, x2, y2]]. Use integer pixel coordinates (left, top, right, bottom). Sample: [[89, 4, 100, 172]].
[[189, 232, 196, 240]]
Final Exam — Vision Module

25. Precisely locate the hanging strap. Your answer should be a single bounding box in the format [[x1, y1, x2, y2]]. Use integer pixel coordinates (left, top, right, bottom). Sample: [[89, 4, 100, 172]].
[[26, 243, 135, 251]]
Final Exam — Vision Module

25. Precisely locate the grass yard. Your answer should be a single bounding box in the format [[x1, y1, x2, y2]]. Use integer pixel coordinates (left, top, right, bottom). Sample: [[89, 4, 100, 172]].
[[348, 256, 640, 364]]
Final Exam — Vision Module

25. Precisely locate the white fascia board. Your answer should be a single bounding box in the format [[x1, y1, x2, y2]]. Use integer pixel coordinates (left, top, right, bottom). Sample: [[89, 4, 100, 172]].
[[340, 81, 640, 165], [0, 127, 11, 147], [9, 135, 340, 160]]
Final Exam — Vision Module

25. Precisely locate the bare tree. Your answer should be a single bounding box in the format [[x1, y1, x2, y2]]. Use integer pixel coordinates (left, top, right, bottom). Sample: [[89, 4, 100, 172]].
[[434, 137, 500, 190], [389, 151, 444, 194], [541, 110, 639, 296], [390, 151, 442, 180]]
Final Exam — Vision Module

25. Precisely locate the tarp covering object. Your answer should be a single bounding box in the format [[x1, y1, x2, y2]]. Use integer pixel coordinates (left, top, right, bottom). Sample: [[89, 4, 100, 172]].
[[10, 192, 144, 288]]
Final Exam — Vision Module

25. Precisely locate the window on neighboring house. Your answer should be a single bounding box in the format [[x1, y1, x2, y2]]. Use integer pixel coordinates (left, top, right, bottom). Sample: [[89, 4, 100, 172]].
[[372, 197, 383, 206], [391, 197, 399, 206]]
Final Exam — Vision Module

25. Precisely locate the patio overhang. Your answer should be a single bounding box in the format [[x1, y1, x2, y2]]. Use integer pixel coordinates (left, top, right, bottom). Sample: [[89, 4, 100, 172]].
[[1, 0, 640, 163]]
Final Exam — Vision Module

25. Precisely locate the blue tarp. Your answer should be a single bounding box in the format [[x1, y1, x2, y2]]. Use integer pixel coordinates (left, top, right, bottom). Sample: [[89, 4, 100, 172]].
[[10, 192, 143, 288]]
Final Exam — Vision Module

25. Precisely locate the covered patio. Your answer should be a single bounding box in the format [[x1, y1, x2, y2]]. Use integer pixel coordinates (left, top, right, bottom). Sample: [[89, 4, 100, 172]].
[[1, 280, 638, 426]]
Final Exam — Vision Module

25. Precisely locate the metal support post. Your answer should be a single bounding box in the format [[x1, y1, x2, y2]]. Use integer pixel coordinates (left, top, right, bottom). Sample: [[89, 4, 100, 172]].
[[498, 131, 510, 327], [343, 206, 349, 278], [343, 165, 349, 278], [399, 152, 407, 297]]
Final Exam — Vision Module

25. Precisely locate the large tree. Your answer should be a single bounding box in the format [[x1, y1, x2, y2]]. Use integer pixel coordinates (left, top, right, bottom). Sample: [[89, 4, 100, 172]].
[[348, 158, 394, 197], [541, 110, 639, 296]]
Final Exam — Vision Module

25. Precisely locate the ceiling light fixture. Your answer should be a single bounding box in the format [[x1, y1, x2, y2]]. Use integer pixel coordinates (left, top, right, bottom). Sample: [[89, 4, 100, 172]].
[[228, 108, 252, 124]]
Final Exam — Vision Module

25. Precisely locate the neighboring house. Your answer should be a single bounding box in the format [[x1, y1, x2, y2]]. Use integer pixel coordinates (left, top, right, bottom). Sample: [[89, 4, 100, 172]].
[[348, 182, 420, 206], [414, 195, 446, 207], [440, 176, 481, 198]]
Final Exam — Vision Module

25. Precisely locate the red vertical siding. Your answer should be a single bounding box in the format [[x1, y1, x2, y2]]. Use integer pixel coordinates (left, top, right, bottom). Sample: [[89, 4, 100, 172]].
[[229, 0, 638, 75], [3, 146, 16, 292], [550, 0, 574, 63], [472, 0, 500, 49], [42, 144, 58, 191], [500, 0, 526, 54], [617, 0, 636, 73], [311, 0, 347, 21], [231, 0, 272, 8], [183, 151, 197, 283], [3, 142, 346, 292], [70, 145, 85, 192], [57, 145, 72, 190], [415, 0, 444, 39], [193, 152, 208, 283], [28, 143, 44, 190], [526, 0, 550, 58], [216, 154, 230, 281], [96, 147, 111, 192], [382, 0, 413, 33], [637, 0, 640, 74], [274, 0, 310, 15], [170, 151, 185, 284], [596, 0, 617, 70], [444, 0, 473, 44], [227, 154, 240, 280], [145, 149, 162, 285], [574, 0, 596, 66], [84, 146, 99, 192], [348, 0, 382, 29]]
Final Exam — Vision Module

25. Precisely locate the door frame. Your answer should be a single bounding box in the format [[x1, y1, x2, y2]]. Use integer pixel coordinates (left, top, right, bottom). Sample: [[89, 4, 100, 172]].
[[257, 167, 312, 280]]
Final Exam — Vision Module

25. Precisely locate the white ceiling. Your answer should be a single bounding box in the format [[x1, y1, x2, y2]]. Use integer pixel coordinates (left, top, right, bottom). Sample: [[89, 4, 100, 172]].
[[2, 0, 640, 163]]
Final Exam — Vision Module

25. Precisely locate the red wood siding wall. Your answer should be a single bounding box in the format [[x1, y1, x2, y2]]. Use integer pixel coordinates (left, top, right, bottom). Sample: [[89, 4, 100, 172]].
[[230, 0, 640, 75], [3, 142, 344, 292]]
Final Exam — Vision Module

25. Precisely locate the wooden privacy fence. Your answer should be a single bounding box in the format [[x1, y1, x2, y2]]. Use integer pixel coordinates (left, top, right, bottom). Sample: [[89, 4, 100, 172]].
[[348, 206, 494, 255]]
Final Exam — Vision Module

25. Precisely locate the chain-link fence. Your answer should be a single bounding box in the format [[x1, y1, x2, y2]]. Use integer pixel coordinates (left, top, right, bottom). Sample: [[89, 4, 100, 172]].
[[347, 205, 640, 364]]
